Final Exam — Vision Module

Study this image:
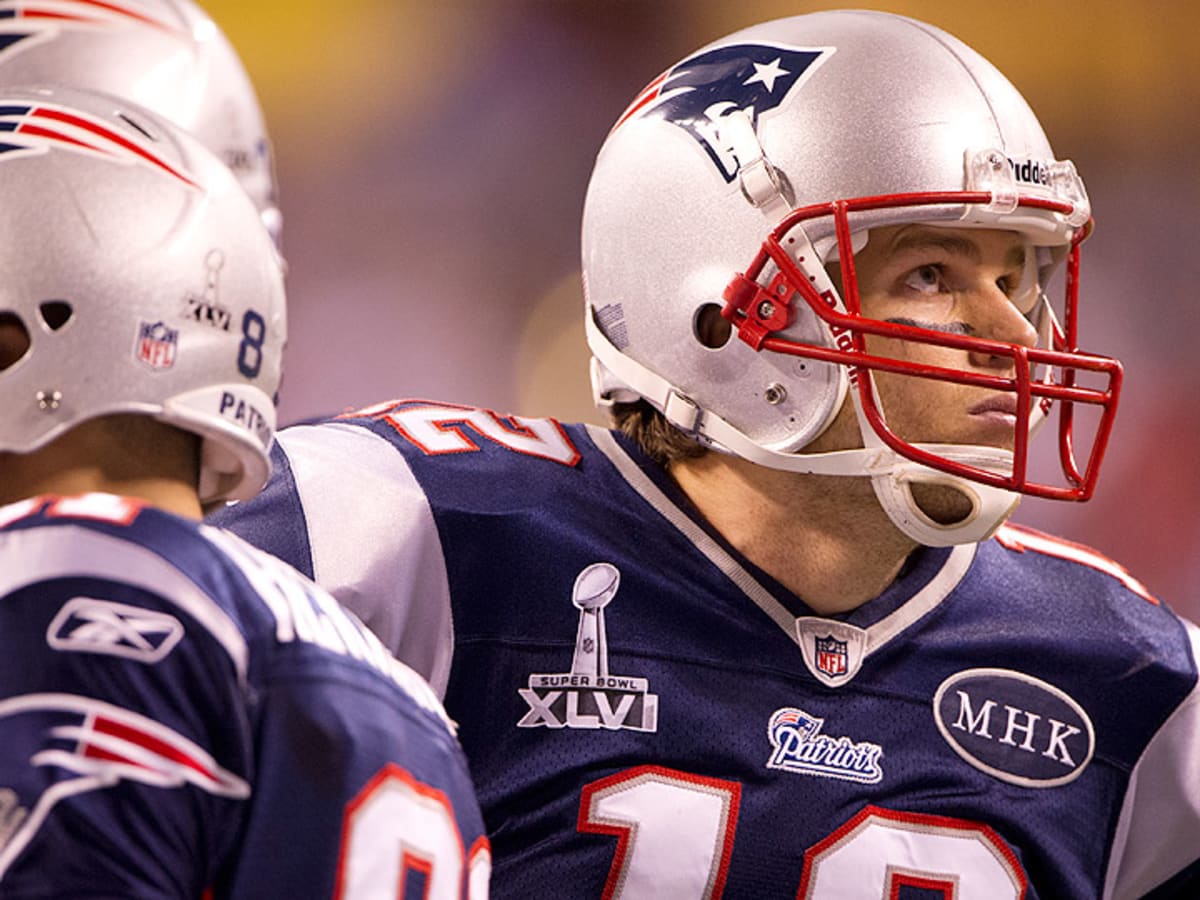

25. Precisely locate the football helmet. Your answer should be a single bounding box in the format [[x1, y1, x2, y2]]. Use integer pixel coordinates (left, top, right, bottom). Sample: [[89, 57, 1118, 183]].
[[582, 10, 1122, 546], [0, 0, 281, 246], [0, 85, 286, 504]]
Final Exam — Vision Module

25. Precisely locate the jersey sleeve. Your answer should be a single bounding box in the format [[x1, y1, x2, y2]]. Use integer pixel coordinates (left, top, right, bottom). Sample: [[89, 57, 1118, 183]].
[[197, 525, 491, 899], [1104, 618, 1200, 899], [213, 422, 456, 696], [0, 524, 253, 897]]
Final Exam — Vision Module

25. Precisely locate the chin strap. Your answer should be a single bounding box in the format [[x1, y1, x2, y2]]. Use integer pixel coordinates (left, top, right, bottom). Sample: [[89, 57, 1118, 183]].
[[848, 371, 1022, 547], [859, 442, 1022, 546], [587, 310, 1022, 546]]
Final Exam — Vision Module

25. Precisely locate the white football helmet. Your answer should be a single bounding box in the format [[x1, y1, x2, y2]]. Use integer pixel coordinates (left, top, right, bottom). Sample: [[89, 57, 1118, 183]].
[[582, 10, 1122, 546], [0, 0, 281, 246], [0, 85, 286, 504]]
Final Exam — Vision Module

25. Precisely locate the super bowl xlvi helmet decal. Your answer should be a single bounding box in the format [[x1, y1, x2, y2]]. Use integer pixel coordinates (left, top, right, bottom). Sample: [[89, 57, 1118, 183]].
[[582, 9, 1122, 547], [0, 86, 286, 504], [0, 0, 281, 247]]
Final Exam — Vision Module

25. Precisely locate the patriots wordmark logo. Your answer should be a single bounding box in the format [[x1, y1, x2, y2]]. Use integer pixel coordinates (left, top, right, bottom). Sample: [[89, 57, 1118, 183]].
[[518, 563, 659, 732], [766, 707, 884, 784], [0, 0, 179, 58], [0, 102, 199, 188], [0, 693, 249, 878], [615, 42, 830, 183]]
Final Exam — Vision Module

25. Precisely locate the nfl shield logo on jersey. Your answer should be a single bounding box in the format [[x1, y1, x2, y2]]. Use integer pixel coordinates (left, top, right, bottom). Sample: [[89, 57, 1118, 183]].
[[796, 618, 868, 688], [517, 563, 659, 732], [814, 636, 848, 678]]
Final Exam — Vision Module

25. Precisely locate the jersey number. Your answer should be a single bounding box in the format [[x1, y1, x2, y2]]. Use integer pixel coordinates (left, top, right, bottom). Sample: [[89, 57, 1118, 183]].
[[361, 401, 581, 465], [579, 765, 1026, 899], [335, 764, 490, 900]]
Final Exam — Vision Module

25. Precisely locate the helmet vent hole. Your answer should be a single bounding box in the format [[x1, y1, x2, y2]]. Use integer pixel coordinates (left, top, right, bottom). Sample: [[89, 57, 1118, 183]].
[[39, 300, 73, 331], [0, 311, 31, 372], [694, 303, 732, 350]]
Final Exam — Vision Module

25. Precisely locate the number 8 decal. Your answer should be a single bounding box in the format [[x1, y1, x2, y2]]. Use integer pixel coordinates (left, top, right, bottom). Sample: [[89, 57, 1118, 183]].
[[335, 764, 490, 899], [579, 767, 1027, 899], [237, 309, 266, 378]]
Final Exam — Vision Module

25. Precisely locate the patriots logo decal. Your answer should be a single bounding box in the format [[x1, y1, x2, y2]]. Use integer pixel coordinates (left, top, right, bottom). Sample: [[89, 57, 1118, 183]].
[[0, 0, 177, 57], [0, 102, 199, 188], [0, 693, 249, 878], [614, 42, 831, 182]]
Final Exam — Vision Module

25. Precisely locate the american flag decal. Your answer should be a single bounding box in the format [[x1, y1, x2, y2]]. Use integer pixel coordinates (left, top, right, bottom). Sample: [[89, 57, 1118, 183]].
[[0, 101, 199, 188]]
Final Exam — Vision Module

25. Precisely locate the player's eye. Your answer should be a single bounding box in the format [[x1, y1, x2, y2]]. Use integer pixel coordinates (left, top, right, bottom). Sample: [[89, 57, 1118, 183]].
[[902, 264, 946, 295]]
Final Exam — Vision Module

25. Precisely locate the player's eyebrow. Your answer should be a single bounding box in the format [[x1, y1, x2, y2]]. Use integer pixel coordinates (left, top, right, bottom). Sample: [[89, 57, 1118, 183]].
[[887, 228, 1026, 269]]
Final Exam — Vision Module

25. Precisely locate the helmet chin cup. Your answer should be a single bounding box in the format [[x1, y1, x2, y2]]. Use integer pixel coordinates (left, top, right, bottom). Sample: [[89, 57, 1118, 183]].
[[865, 448, 1022, 547]]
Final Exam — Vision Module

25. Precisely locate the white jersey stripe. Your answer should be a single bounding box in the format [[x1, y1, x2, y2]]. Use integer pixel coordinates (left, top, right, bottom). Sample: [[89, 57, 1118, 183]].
[[0, 525, 248, 682], [276, 423, 455, 697]]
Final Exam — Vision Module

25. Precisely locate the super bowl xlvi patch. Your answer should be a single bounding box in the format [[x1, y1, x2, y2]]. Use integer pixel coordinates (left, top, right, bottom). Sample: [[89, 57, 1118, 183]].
[[933, 668, 1094, 788], [766, 707, 883, 783], [182, 249, 232, 331], [794, 618, 867, 688], [517, 563, 658, 732], [134, 320, 178, 370]]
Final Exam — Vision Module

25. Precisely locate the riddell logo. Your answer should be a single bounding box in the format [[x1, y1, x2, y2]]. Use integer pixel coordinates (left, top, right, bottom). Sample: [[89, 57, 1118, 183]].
[[1008, 157, 1052, 187], [820, 289, 861, 385]]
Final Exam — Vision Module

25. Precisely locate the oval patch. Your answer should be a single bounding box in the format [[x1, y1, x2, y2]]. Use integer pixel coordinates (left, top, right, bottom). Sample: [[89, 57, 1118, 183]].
[[933, 668, 1094, 788]]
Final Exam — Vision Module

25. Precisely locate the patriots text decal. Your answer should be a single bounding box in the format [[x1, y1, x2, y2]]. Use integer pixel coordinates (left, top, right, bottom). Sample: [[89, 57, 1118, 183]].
[[0, 0, 177, 57], [614, 42, 830, 182], [0, 102, 199, 187]]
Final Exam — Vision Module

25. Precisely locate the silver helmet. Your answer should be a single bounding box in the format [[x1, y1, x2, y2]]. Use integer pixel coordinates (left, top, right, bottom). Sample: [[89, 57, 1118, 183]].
[[0, 85, 286, 504], [582, 10, 1121, 546], [0, 0, 281, 246]]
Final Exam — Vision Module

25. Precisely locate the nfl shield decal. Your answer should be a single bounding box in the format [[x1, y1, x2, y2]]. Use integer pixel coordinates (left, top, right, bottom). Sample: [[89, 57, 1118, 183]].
[[517, 562, 658, 732], [814, 635, 848, 678], [795, 618, 867, 688], [135, 320, 178, 370]]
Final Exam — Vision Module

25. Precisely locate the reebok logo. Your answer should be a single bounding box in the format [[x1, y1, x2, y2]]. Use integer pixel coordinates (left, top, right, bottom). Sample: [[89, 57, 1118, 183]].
[[47, 598, 184, 664]]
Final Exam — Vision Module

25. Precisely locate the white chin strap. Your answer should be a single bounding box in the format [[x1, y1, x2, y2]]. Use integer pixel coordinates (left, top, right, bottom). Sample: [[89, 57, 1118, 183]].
[[586, 311, 1022, 547]]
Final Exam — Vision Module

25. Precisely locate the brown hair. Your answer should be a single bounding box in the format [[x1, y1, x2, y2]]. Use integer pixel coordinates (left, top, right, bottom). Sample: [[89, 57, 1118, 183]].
[[609, 399, 709, 466]]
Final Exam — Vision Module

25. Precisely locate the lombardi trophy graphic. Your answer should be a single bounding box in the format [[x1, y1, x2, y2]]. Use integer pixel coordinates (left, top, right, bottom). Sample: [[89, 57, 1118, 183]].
[[570, 562, 620, 677], [517, 560, 658, 732]]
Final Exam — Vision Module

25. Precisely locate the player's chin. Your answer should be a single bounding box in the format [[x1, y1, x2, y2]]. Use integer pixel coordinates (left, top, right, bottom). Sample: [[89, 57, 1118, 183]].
[[962, 412, 1021, 450]]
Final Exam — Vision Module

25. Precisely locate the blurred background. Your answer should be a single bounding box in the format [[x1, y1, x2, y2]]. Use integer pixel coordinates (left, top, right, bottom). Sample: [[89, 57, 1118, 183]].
[[204, 0, 1199, 617]]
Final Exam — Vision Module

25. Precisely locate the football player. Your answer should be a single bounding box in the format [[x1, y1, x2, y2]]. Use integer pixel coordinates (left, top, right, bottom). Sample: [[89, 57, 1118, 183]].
[[0, 87, 489, 897], [0, 0, 281, 247], [214, 10, 1199, 898]]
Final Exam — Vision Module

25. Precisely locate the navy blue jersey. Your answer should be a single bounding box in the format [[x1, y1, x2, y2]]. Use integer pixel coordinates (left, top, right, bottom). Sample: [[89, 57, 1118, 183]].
[[215, 400, 1200, 899], [0, 492, 490, 899]]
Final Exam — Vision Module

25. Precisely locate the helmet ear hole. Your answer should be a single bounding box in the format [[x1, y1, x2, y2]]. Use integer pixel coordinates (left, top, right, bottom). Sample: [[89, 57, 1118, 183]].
[[694, 303, 732, 349], [0, 311, 31, 371], [39, 300, 73, 331]]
